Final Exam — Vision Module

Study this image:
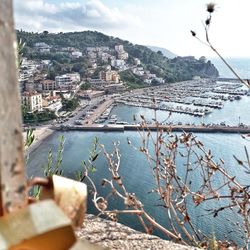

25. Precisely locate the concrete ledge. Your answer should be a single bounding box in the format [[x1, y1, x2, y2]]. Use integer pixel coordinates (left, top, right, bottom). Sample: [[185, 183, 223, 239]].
[[76, 214, 198, 250]]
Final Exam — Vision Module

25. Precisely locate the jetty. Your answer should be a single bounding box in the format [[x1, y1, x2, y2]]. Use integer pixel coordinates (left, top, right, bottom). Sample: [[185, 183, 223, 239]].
[[54, 124, 250, 134]]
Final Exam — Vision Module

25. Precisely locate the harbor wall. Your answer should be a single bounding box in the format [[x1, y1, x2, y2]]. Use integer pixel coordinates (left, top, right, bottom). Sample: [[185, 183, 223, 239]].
[[54, 125, 250, 134]]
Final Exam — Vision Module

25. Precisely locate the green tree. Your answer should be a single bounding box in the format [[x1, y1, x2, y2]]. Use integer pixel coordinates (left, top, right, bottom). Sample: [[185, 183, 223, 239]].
[[62, 98, 79, 111], [80, 82, 91, 90]]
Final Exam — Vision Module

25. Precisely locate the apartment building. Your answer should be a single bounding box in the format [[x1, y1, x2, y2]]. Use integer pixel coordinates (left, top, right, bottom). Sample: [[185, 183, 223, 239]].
[[99, 70, 120, 84], [55, 73, 80, 88], [42, 80, 56, 91], [71, 51, 83, 59], [43, 95, 62, 112], [21, 91, 43, 113], [115, 45, 129, 60], [34, 42, 51, 53]]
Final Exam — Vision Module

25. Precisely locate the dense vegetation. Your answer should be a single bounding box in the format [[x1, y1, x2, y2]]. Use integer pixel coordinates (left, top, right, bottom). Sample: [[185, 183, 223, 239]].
[[80, 82, 91, 90], [120, 70, 148, 89], [22, 108, 56, 124], [16, 30, 219, 83], [61, 97, 79, 111]]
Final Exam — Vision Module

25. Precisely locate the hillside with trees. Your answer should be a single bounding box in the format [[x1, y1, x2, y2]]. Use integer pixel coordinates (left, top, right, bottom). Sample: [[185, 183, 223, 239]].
[[16, 30, 219, 84]]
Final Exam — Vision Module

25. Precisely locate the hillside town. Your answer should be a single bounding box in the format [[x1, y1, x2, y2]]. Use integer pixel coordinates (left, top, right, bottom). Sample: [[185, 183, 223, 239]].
[[19, 42, 165, 123]]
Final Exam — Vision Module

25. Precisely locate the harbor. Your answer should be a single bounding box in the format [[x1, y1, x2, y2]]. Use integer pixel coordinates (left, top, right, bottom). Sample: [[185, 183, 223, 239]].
[[79, 79, 249, 127]]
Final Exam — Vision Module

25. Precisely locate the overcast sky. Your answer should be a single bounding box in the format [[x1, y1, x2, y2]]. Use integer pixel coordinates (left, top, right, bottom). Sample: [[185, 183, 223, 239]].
[[13, 0, 250, 58]]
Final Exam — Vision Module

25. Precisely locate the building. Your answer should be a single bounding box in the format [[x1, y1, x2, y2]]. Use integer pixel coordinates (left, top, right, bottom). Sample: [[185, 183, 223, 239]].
[[78, 90, 105, 100], [55, 73, 80, 88], [111, 59, 125, 68], [104, 83, 126, 93], [41, 60, 51, 67], [153, 77, 165, 84], [91, 63, 97, 69], [117, 52, 129, 60], [21, 58, 38, 72], [115, 45, 129, 60], [144, 79, 152, 84], [132, 67, 144, 76], [43, 95, 62, 112], [87, 47, 109, 53], [134, 58, 141, 65], [61, 47, 76, 52], [34, 42, 51, 53], [71, 51, 83, 59], [42, 80, 57, 91], [87, 52, 97, 60], [21, 91, 43, 113], [99, 70, 120, 84], [115, 45, 124, 53], [68, 73, 81, 83], [87, 78, 106, 85], [24, 79, 43, 92]]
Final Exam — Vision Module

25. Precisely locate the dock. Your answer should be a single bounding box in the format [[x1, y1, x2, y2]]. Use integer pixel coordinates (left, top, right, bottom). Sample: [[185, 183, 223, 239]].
[[54, 124, 250, 134]]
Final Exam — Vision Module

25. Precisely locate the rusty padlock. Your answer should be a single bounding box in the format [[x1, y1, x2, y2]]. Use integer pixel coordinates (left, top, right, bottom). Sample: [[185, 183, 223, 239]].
[[36, 175, 87, 228], [0, 199, 76, 250]]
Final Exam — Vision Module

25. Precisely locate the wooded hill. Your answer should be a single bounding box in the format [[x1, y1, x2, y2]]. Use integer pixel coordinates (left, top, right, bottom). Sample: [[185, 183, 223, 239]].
[[16, 30, 219, 83]]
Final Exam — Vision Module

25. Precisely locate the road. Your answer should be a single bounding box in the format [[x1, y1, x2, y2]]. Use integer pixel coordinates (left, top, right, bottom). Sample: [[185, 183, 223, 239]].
[[58, 96, 114, 126], [84, 98, 114, 124]]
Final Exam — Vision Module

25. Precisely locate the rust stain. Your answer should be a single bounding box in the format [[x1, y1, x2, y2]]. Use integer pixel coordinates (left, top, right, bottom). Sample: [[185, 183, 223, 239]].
[[0, 19, 4, 27]]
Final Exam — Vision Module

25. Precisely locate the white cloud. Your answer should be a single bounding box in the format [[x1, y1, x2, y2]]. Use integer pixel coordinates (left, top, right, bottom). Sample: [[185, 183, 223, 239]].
[[13, 0, 250, 57], [13, 0, 142, 32]]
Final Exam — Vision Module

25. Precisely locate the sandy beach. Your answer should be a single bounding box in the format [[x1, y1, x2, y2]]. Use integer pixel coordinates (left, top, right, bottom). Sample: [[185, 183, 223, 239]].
[[23, 126, 55, 153]]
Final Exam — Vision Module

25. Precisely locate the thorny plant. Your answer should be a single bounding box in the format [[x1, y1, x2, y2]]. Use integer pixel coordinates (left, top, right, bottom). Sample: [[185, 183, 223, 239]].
[[82, 101, 250, 249], [191, 3, 250, 90], [44, 135, 65, 177], [16, 38, 25, 69], [28, 135, 65, 199]]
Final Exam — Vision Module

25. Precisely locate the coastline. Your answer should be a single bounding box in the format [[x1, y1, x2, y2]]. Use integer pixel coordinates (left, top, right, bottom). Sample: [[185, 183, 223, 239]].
[[23, 126, 55, 154]]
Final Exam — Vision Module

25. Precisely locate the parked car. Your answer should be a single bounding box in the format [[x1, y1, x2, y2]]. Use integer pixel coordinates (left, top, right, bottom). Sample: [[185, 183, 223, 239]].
[[74, 120, 82, 125]]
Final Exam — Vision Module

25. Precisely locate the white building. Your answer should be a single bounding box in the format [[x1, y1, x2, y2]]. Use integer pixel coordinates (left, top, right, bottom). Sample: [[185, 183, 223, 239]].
[[43, 96, 62, 112], [71, 51, 83, 59], [134, 58, 141, 65], [115, 45, 124, 53], [115, 45, 128, 60], [144, 79, 152, 84], [21, 91, 43, 113], [154, 77, 165, 84], [55, 73, 80, 88], [117, 52, 128, 60], [34, 42, 51, 53], [132, 67, 144, 76], [111, 59, 125, 68]]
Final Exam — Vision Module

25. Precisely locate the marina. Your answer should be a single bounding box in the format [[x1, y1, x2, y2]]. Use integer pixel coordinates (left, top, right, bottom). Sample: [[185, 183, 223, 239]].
[[85, 80, 249, 126]]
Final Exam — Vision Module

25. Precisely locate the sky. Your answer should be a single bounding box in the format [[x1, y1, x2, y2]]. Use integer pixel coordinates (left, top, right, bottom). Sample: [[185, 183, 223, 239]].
[[13, 0, 250, 58]]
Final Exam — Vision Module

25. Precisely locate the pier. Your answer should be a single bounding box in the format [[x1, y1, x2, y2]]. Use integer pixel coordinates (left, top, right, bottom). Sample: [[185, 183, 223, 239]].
[[218, 78, 248, 82], [54, 124, 250, 134]]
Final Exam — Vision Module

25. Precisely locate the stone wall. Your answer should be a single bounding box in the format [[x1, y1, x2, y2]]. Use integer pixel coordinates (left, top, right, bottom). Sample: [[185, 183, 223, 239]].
[[76, 214, 198, 250]]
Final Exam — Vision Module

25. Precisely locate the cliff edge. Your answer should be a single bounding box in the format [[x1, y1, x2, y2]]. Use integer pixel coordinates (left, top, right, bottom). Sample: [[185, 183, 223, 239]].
[[76, 214, 198, 250]]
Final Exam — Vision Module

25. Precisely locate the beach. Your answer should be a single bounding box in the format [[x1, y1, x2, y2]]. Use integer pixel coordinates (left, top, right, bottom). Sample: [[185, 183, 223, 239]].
[[23, 126, 55, 153]]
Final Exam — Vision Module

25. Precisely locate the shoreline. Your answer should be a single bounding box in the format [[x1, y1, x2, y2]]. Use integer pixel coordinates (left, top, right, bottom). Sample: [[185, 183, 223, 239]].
[[23, 126, 55, 154]]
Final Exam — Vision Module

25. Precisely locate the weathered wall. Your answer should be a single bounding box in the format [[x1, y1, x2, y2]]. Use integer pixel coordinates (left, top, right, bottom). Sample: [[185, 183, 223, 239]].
[[76, 214, 198, 250]]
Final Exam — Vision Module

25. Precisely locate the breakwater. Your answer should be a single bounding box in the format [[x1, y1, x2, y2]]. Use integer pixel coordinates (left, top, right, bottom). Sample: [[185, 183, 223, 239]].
[[54, 124, 250, 134]]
